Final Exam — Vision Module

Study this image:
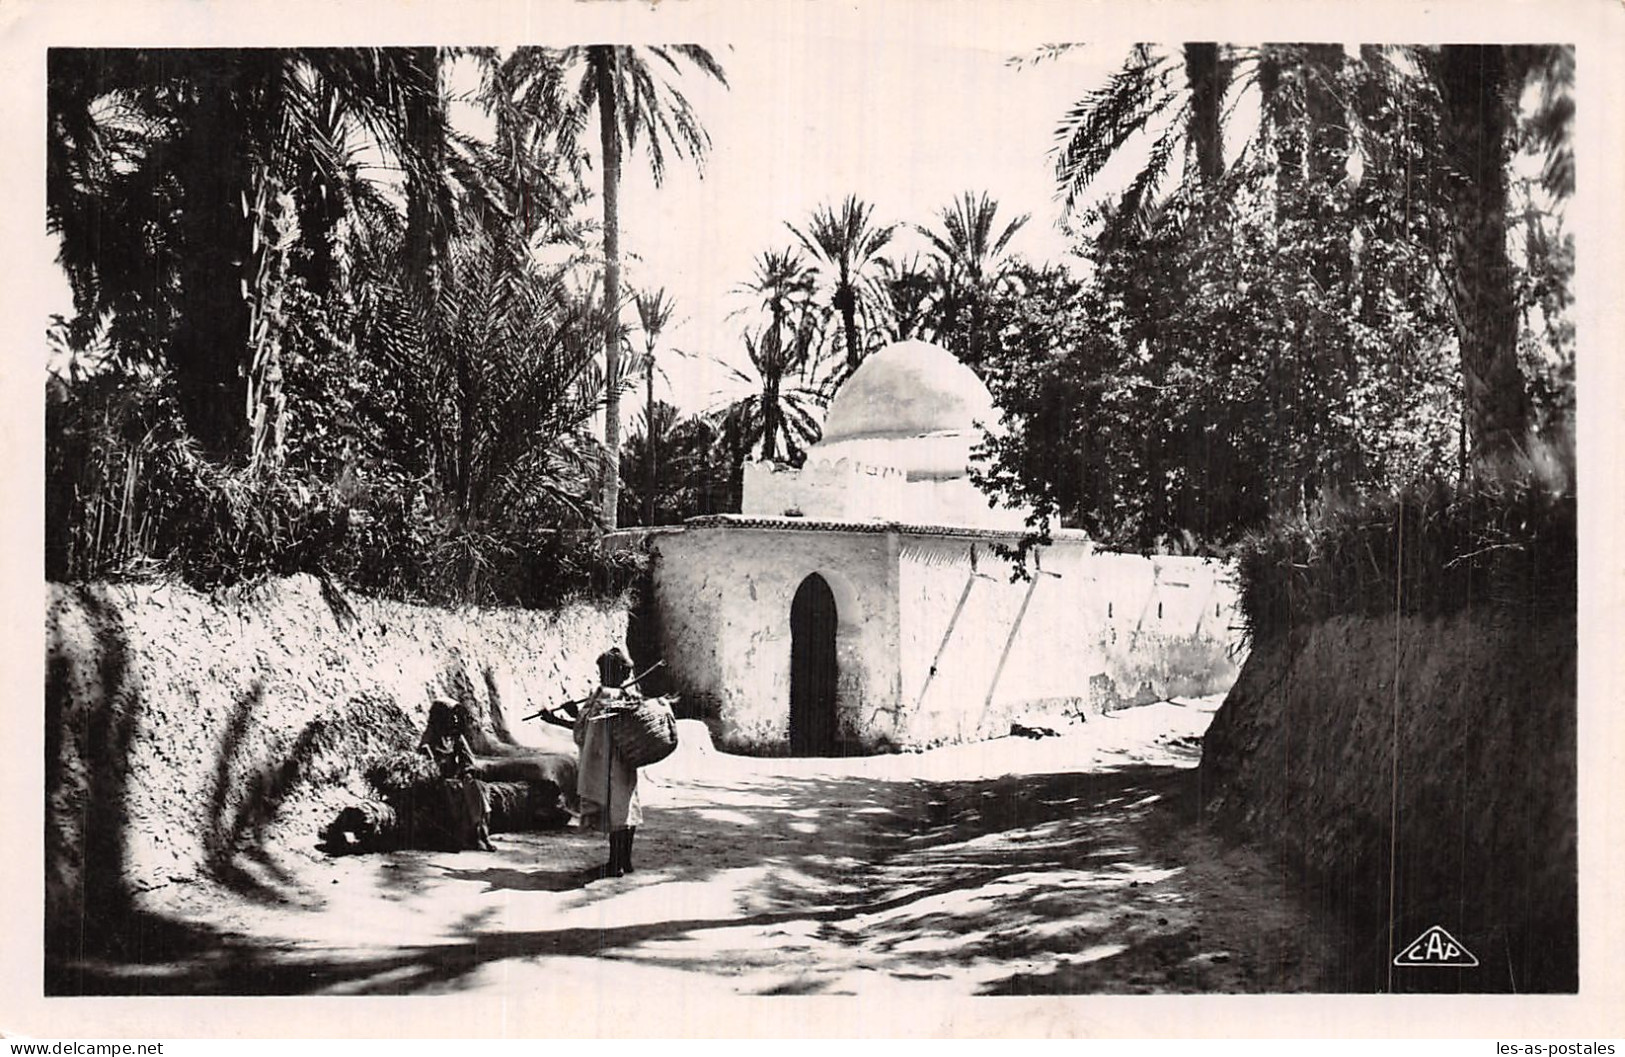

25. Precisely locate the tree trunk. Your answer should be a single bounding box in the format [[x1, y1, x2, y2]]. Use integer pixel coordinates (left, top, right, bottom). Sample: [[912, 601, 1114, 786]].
[[763, 380, 781, 463], [1303, 43, 1350, 241], [1302, 44, 1355, 488], [1437, 44, 1531, 469], [838, 275, 861, 374], [1260, 46, 1300, 204], [455, 323, 476, 516], [1184, 43, 1225, 184], [1303, 45, 1349, 195], [246, 168, 296, 472], [595, 46, 624, 528], [645, 355, 656, 527], [402, 46, 447, 307], [170, 87, 254, 459]]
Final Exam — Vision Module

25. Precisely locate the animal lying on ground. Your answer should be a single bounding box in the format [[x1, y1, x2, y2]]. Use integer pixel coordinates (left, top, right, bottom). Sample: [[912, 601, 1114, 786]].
[[472, 752, 579, 826], [322, 800, 398, 853]]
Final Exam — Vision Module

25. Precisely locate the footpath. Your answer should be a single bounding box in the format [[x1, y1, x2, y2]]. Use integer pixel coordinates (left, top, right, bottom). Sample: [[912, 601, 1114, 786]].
[[50, 699, 1339, 1002]]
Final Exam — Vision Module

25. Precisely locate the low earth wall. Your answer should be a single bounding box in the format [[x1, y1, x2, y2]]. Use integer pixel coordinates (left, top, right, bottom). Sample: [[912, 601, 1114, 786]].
[[1199, 611, 1577, 992], [46, 574, 628, 956]]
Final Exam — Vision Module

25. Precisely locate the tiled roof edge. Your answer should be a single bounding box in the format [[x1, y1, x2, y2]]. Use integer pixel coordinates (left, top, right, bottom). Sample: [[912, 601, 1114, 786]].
[[671, 514, 1094, 542]]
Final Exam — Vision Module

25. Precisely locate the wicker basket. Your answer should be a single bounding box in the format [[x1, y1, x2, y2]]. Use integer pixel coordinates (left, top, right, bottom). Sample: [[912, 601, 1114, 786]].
[[605, 694, 680, 768]]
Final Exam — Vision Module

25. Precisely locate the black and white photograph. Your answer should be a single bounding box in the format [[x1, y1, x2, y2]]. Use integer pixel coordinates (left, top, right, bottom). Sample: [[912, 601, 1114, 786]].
[[5, 0, 1623, 1042]]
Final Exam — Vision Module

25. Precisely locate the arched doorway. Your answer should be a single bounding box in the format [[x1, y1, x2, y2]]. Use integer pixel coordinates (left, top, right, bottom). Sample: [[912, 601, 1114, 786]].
[[790, 573, 838, 755]]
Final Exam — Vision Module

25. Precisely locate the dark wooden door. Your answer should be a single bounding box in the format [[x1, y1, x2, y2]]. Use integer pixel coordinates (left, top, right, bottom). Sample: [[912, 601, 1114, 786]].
[[789, 574, 838, 755]]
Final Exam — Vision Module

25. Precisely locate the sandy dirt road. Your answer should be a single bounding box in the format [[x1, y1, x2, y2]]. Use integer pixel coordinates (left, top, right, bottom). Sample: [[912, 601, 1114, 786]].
[[51, 699, 1341, 1000]]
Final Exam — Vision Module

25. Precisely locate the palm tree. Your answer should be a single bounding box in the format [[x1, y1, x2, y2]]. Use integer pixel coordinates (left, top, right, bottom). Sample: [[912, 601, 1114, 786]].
[[1346, 44, 1570, 470], [917, 191, 1029, 368], [878, 254, 941, 344], [373, 221, 607, 525], [47, 47, 454, 465], [1277, 43, 1564, 471], [557, 44, 728, 528], [789, 195, 896, 379], [1185, 43, 1225, 184], [620, 401, 732, 524], [620, 401, 677, 525], [1050, 41, 1568, 476], [632, 287, 678, 527], [47, 50, 181, 366], [471, 47, 585, 247], [1427, 45, 1534, 468], [734, 247, 819, 355], [738, 248, 816, 330], [1050, 43, 1232, 234], [716, 313, 828, 468]]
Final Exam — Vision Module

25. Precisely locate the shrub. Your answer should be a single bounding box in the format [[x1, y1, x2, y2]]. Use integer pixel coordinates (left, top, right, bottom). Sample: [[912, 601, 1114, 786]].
[[46, 372, 643, 609], [1234, 436, 1576, 644]]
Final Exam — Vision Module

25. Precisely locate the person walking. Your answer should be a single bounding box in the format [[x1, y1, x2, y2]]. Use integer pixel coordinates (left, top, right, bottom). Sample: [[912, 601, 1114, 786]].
[[573, 647, 643, 878]]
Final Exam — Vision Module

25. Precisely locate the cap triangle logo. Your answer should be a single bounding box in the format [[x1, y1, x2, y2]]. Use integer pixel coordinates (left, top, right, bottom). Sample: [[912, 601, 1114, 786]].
[[1394, 925, 1480, 967]]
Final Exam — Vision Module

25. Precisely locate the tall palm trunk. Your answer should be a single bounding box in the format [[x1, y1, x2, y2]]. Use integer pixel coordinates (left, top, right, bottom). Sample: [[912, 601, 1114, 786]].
[[1304, 44, 1354, 506], [837, 273, 861, 374], [762, 402, 781, 462], [402, 47, 448, 306], [645, 356, 656, 526], [1261, 47, 1301, 203], [171, 85, 255, 458], [1256, 45, 1357, 513], [1303, 44, 1351, 278], [594, 46, 624, 527], [1437, 44, 1531, 469], [245, 168, 295, 471], [763, 362, 783, 463], [1184, 43, 1224, 184], [965, 268, 991, 370], [762, 294, 788, 462], [456, 313, 477, 516]]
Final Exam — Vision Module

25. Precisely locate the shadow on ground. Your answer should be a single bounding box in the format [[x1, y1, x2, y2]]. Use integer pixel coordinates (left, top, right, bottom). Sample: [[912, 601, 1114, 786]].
[[49, 751, 1345, 996]]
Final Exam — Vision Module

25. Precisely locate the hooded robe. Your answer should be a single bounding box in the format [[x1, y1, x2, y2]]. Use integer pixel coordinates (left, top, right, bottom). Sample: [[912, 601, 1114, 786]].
[[575, 686, 643, 831]]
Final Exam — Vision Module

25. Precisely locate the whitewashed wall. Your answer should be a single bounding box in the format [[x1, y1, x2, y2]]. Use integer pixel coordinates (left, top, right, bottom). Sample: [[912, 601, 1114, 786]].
[[649, 523, 901, 753], [741, 454, 1027, 530], [896, 540, 1242, 746], [45, 575, 627, 930], [649, 520, 1244, 753]]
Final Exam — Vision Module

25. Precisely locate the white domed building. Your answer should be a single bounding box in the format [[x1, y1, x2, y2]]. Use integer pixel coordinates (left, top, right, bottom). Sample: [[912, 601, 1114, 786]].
[[643, 340, 1242, 755], [742, 339, 1024, 530]]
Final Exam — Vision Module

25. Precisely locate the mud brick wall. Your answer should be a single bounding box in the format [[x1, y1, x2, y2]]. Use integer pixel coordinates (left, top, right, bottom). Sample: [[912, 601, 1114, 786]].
[[1200, 611, 1577, 992], [46, 574, 628, 951]]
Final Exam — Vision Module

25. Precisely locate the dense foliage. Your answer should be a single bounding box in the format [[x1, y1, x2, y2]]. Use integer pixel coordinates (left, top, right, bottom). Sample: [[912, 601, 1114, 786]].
[[1233, 442, 1576, 643], [46, 46, 679, 605], [973, 43, 1574, 556], [618, 401, 735, 526], [46, 43, 1575, 614], [45, 362, 642, 608]]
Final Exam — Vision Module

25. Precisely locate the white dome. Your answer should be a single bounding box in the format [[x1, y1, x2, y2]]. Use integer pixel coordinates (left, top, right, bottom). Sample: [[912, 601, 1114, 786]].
[[740, 338, 1028, 529], [820, 340, 996, 444]]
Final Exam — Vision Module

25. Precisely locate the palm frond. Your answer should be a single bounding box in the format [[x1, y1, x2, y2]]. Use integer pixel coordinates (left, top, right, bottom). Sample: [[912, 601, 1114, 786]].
[[1008, 43, 1086, 70], [1053, 45, 1181, 213]]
